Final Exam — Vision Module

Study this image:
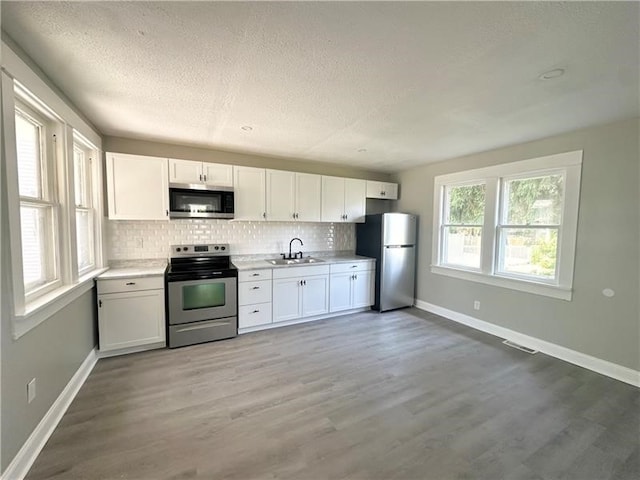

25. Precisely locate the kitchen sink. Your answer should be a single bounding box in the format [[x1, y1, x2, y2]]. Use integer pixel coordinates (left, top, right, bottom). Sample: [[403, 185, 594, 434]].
[[267, 257, 325, 266]]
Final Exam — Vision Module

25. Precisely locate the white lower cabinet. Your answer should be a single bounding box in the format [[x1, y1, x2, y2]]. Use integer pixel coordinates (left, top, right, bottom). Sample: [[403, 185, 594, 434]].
[[238, 269, 273, 328], [272, 265, 330, 323], [97, 276, 166, 353], [329, 261, 375, 312]]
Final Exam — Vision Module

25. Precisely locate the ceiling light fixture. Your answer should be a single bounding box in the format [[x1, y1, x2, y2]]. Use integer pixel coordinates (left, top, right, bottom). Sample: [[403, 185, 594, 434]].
[[539, 68, 565, 80], [241, 125, 253, 131]]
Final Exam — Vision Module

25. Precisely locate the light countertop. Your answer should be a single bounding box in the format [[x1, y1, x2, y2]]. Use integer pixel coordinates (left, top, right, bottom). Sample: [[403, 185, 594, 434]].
[[97, 266, 167, 280], [233, 254, 375, 271]]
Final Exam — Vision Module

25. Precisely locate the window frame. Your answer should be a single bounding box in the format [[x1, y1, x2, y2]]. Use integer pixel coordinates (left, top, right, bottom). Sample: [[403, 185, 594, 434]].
[[439, 180, 487, 272], [2, 65, 106, 339], [432, 151, 582, 301], [14, 97, 63, 301], [72, 133, 99, 275]]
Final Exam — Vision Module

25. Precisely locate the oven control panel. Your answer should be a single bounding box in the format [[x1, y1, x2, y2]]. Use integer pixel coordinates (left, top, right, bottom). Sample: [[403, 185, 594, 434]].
[[171, 244, 229, 256]]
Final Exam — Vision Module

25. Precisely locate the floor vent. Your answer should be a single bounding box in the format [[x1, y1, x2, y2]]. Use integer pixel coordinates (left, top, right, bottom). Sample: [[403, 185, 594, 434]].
[[502, 340, 538, 354]]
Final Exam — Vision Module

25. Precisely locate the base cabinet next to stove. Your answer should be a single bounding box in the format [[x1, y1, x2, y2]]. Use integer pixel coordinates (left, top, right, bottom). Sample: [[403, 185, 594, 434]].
[[97, 276, 166, 355]]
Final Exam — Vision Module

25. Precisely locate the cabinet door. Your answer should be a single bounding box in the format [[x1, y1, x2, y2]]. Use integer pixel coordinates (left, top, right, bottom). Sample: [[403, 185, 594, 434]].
[[329, 273, 353, 312], [352, 270, 374, 308], [266, 170, 296, 221], [272, 278, 302, 322], [107, 153, 169, 220], [203, 163, 233, 187], [366, 180, 384, 199], [295, 173, 322, 222], [382, 182, 398, 200], [344, 178, 366, 223], [321, 176, 345, 222], [234, 166, 266, 221], [168, 158, 202, 184], [98, 290, 165, 352], [301, 275, 329, 317]]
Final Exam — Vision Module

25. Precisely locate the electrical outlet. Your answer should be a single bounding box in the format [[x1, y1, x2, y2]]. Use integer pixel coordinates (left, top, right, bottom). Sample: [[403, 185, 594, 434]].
[[27, 378, 36, 403], [473, 300, 481, 311]]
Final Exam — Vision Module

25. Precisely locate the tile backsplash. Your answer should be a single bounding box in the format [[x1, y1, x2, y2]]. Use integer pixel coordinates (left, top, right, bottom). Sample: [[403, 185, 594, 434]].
[[107, 219, 355, 260]]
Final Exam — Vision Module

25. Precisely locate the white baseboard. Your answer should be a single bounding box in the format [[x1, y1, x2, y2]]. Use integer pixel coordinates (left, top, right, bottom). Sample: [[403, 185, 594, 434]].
[[414, 299, 640, 388], [1, 348, 98, 480]]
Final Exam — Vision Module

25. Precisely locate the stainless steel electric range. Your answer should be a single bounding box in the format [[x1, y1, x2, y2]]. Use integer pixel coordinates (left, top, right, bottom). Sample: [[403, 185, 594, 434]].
[[165, 244, 238, 348]]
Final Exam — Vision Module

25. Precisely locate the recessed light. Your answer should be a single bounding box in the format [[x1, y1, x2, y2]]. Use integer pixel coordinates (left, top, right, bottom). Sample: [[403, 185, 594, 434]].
[[241, 125, 253, 131], [357, 148, 367, 153], [539, 68, 565, 80]]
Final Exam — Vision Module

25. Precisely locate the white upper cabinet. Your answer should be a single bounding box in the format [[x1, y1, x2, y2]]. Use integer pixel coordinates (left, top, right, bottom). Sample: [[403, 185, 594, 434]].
[[344, 178, 366, 222], [169, 158, 233, 187], [266, 170, 322, 222], [321, 176, 366, 223], [233, 166, 266, 221], [295, 173, 322, 222], [106, 152, 169, 220], [366, 180, 398, 200], [266, 170, 296, 221]]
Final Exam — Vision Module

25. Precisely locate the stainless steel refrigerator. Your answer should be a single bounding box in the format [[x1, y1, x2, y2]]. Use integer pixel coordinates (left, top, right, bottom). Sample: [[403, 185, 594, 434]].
[[356, 213, 417, 312]]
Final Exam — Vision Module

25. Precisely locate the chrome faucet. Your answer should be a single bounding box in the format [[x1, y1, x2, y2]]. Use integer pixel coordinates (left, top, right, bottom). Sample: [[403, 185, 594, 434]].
[[284, 237, 303, 259]]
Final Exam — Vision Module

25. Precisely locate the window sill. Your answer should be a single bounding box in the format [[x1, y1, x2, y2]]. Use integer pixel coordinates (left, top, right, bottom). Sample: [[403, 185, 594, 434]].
[[430, 265, 572, 301], [12, 267, 109, 339]]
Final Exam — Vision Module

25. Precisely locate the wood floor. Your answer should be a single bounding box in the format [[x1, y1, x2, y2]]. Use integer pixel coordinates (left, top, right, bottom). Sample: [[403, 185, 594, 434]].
[[26, 308, 639, 480]]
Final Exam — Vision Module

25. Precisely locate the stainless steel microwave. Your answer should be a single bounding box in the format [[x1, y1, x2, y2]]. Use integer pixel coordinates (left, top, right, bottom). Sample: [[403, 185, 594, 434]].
[[169, 184, 234, 219]]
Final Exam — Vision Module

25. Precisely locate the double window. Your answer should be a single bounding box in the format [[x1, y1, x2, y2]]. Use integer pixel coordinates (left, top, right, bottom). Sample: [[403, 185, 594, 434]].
[[433, 151, 582, 300], [10, 84, 103, 314]]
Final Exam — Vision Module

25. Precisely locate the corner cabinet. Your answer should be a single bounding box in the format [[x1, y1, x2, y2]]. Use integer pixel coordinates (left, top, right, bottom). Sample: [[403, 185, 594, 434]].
[[233, 166, 266, 221], [97, 276, 166, 354], [106, 153, 169, 220], [321, 176, 366, 223], [272, 265, 330, 323], [168, 158, 233, 187]]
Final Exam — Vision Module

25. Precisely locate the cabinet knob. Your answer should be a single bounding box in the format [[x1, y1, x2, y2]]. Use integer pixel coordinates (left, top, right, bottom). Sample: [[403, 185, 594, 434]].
[[251, 273, 260, 277], [303, 280, 307, 286], [199, 174, 203, 181], [203, 174, 207, 182], [98, 300, 102, 308], [263, 212, 266, 219], [251, 286, 260, 290], [252, 309, 260, 314], [126, 282, 136, 285]]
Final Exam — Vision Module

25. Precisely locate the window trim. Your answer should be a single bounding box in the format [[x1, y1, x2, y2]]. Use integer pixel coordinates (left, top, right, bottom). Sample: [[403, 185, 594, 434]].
[[2, 60, 105, 338], [73, 132, 99, 276], [432, 150, 582, 301]]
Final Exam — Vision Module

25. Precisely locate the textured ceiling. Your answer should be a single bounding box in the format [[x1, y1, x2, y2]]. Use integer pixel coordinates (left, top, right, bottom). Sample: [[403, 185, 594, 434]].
[[1, 1, 638, 172]]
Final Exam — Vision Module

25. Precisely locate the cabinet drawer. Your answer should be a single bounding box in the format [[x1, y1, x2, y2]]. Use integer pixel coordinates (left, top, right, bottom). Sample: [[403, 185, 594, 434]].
[[238, 280, 272, 306], [239, 269, 272, 282], [97, 276, 164, 294], [329, 261, 374, 274], [239, 303, 272, 328]]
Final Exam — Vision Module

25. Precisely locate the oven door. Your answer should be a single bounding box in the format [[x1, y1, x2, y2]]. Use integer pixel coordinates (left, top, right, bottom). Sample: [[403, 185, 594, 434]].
[[168, 277, 237, 325]]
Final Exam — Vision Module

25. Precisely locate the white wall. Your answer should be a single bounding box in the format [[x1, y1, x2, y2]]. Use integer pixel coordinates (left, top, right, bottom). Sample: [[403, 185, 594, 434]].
[[394, 118, 640, 371]]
